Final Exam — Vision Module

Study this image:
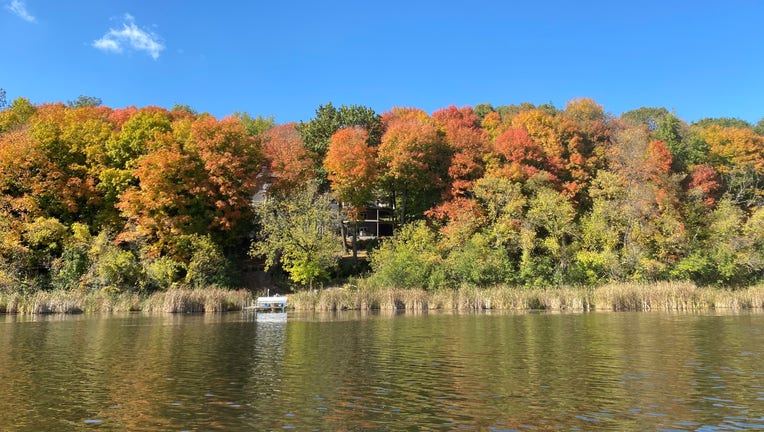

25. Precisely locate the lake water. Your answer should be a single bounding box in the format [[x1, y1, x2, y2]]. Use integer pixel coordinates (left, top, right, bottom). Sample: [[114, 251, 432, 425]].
[[1, 310, 763, 431]]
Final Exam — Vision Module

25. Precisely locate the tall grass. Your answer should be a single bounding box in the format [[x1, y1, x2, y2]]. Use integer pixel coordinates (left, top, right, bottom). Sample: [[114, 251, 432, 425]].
[[288, 282, 764, 312], [2, 282, 764, 314], [148, 288, 252, 313], [0, 287, 253, 314]]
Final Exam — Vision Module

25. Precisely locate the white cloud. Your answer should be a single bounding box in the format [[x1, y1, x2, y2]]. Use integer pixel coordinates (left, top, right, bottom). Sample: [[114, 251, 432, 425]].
[[93, 38, 121, 53], [93, 14, 164, 60], [6, 0, 36, 23]]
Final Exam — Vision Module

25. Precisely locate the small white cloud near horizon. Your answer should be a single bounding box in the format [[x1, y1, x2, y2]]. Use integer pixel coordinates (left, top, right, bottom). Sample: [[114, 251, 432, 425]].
[[6, 0, 36, 23], [93, 14, 164, 60]]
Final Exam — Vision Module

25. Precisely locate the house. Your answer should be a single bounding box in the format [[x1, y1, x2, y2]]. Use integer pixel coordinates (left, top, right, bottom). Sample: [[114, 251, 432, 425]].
[[343, 201, 395, 243]]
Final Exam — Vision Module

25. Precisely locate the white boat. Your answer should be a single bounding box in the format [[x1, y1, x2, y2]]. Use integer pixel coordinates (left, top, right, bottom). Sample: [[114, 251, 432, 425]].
[[251, 295, 288, 312]]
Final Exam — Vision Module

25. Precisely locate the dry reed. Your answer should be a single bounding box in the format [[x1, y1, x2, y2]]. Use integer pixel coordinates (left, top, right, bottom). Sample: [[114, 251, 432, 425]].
[[288, 282, 764, 312], [150, 288, 252, 313], [2, 282, 763, 314], [0, 287, 253, 314]]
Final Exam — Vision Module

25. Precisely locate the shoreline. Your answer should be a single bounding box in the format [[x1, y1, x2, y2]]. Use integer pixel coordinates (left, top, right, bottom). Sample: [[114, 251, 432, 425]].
[[1, 282, 764, 315]]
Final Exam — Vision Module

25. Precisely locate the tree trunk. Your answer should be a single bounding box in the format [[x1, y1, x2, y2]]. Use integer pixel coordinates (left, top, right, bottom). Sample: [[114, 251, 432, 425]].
[[352, 220, 358, 260], [339, 203, 349, 254], [400, 186, 408, 226]]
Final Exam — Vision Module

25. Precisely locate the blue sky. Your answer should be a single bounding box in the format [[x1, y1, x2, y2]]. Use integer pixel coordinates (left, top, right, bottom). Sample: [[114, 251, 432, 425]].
[[2, 0, 763, 124]]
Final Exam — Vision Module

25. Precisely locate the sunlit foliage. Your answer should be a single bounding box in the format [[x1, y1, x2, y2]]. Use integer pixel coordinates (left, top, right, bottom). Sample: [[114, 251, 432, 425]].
[[0, 97, 762, 293]]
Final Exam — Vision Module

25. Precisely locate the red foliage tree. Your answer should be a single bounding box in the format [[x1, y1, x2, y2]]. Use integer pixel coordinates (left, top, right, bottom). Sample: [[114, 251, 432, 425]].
[[491, 127, 545, 181], [432, 105, 489, 197], [688, 165, 721, 206]]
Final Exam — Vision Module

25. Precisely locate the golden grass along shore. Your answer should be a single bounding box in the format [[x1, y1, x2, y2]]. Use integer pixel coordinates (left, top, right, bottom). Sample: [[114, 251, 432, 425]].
[[289, 281, 764, 312], [0, 288, 252, 314], [1, 282, 763, 314]]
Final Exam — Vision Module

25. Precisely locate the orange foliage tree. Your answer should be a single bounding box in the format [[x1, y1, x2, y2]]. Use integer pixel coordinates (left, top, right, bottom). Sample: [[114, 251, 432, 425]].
[[378, 108, 450, 223], [262, 123, 314, 193], [118, 116, 263, 253], [324, 127, 378, 256], [189, 116, 264, 233]]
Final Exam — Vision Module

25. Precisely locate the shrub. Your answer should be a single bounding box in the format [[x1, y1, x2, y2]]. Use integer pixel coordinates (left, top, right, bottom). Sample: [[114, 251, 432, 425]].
[[370, 221, 447, 290]]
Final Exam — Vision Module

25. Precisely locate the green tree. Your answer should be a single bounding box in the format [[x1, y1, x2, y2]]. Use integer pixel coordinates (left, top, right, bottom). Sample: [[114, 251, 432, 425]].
[[754, 118, 764, 136], [473, 103, 494, 120], [672, 199, 764, 285], [23, 216, 68, 285], [233, 111, 274, 137], [473, 175, 526, 249], [693, 117, 753, 129], [106, 108, 173, 169], [83, 231, 141, 292], [0, 97, 36, 133], [171, 104, 197, 116], [251, 183, 341, 289], [67, 95, 103, 108], [445, 232, 514, 287], [524, 188, 577, 284], [51, 223, 91, 290], [175, 234, 230, 288], [370, 221, 446, 290], [621, 106, 670, 130], [653, 113, 686, 170]]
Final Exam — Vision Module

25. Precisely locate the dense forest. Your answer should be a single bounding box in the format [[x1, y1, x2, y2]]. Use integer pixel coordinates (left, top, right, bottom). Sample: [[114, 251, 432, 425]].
[[0, 90, 762, 294]]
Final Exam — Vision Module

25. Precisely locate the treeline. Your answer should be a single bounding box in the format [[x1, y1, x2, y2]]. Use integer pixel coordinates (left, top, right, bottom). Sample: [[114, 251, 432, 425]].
[[0, 94, 762, 295]]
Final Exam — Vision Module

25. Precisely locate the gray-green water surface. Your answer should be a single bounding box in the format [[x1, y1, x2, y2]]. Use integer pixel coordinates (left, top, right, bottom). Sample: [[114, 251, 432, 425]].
[[1, 311, 763, 430]]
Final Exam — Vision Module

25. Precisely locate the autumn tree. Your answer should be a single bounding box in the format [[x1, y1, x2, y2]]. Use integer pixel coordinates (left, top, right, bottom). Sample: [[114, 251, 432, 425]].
[[28, 103, 108, 225], [262, 123, 314, 193], [378, 108, 450, 224], [297, 103, 382, 187], [578, 128, 687, 281], [0, 117, 100, 226], [490, 126, 546, 181], [0, 129, 49, 219], [431, 105, 489, 197], [324, 127, 378, 257], [116, 142, 205, 252], [191, 116, 264, 235], [700, 125, 764, 208], [560, 98, 611, 201], [117, 115, 263, 261]]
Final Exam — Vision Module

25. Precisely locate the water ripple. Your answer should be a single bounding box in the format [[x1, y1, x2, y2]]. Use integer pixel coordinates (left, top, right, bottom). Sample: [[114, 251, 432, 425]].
[[1, 311, 764, 430]]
